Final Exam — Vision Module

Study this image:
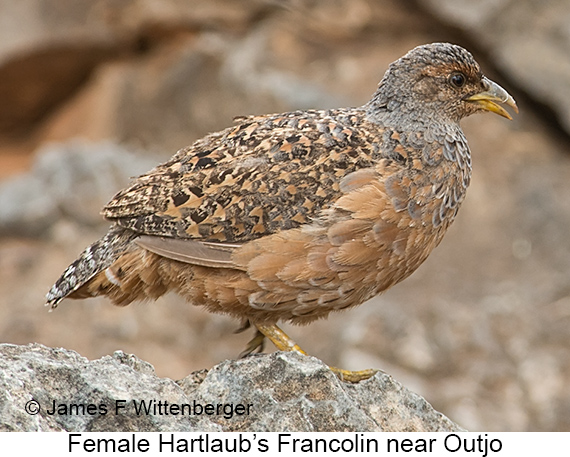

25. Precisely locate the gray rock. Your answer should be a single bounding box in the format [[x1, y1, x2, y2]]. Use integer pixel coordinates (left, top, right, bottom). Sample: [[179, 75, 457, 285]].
[[220, 24, 345, 110], [0, 1, 119, 134], [0, 343, 463, 432], [0, 0, 271, 134], [0, 140, 156, 236]]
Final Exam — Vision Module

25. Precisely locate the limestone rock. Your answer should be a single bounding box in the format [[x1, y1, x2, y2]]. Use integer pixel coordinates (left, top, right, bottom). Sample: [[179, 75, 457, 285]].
[[0, 140, 155, 236], [0, 0, 271, 136], [0, 343, 463, 432]]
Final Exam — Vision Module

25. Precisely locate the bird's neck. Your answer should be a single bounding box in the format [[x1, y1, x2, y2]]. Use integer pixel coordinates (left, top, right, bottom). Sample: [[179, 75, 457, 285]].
[[363, 99, 472, 196], [364, 96, 459, 132]]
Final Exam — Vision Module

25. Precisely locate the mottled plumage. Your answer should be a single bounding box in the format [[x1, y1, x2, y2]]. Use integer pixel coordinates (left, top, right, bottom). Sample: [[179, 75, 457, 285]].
[[46, 43, 517, 381]]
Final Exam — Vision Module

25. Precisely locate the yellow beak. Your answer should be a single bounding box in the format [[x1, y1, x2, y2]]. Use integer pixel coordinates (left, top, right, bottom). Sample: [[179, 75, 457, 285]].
[[465, 77, 518, 120]]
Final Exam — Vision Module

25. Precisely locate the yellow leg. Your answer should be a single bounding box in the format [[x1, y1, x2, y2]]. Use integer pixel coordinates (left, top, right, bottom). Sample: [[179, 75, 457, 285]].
[[239, 329, 266, 358], [255, 323, 378, 383]]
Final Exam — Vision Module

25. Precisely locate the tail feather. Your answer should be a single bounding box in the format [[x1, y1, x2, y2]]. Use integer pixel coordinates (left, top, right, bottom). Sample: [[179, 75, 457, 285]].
[[45, 225, 138, 308]]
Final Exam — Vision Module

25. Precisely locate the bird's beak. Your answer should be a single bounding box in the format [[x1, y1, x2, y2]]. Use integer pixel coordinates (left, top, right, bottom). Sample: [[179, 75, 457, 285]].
[[465, 77, 518, 120]]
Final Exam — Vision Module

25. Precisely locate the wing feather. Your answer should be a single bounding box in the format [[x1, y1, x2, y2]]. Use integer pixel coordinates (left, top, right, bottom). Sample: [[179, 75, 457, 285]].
[[135, 236, 243, 269], [102, 109, 382, 243]]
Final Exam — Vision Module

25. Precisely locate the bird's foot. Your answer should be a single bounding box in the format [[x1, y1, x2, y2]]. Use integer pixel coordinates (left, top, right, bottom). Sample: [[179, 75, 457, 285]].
[[254, 323, 377, 383], [327, 366, 378, 383]]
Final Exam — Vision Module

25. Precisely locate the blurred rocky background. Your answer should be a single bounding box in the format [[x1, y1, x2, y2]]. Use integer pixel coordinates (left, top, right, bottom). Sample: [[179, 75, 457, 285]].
[[1, 0, 569, 432]]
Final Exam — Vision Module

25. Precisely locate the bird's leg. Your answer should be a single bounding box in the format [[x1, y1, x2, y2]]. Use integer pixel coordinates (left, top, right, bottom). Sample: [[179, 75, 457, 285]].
[[234, 319, 251, 334], [254, 324, 307, 355], [239, 329, 266, 358], [255, 323, 378, 383]]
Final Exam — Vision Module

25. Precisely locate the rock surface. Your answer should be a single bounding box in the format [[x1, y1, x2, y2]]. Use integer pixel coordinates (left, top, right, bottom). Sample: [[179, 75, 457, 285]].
[[0, 140, 156, 236], [0, 343, 462, 432]]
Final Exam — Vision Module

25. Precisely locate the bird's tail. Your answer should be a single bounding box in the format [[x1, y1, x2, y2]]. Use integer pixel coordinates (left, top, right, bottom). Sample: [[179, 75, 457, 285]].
[[45, 225, 138, 309]]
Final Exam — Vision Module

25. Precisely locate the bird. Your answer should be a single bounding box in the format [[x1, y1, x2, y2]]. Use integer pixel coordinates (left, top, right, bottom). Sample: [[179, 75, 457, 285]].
[[46, 43, 517, 382]]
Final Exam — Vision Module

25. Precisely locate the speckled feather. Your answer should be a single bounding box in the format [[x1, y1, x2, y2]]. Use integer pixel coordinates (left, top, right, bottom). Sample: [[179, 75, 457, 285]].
[[46, 43, 513, 327], [103, 109, 378, 242]]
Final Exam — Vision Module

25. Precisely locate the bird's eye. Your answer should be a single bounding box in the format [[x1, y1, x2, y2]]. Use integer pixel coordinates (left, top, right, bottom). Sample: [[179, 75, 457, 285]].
[[449, 72, 466, 88]]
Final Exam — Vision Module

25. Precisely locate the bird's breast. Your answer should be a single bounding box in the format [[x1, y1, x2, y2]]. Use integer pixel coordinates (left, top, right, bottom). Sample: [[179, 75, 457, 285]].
[[231, 135, 472, 323]]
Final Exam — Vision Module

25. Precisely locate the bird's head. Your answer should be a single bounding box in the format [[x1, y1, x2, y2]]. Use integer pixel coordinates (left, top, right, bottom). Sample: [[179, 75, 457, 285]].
[[369, 43, 518, 125]]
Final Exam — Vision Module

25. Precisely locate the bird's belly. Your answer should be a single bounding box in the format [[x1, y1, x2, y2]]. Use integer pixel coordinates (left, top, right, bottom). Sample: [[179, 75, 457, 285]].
[[224, 216, 449, 324]]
